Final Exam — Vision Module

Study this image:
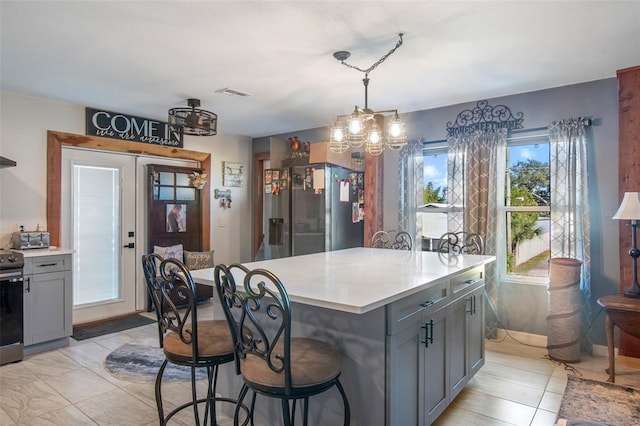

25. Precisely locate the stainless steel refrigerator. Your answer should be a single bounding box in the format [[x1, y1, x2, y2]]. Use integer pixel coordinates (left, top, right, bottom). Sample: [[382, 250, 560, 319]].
[[261, 163, 364, 259]]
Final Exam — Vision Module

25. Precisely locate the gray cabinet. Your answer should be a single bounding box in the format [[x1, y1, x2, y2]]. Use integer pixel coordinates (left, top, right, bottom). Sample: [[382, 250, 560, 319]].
[[23, 254, 72, 350], [386, 266, 485, 425]]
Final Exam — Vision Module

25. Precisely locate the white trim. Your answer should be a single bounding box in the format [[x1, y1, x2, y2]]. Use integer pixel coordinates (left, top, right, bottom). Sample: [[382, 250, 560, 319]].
[[495, 328, 548, 347]]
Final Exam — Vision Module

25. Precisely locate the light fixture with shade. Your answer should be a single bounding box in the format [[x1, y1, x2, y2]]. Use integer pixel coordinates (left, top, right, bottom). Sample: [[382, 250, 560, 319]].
[[329, 33, 407, 156], [168, 98, 217, 136], [612, 191, 640, 298]]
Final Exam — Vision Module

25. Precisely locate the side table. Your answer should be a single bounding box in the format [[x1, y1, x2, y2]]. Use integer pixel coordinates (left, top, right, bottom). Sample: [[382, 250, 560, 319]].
[[596, 294, 640, 382]]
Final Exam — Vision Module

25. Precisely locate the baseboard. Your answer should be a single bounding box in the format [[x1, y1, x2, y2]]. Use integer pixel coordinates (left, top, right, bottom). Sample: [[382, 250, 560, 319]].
[[493, 329, 614, 358], [592, 343, 615, 358], [494, 328, 548, 347]]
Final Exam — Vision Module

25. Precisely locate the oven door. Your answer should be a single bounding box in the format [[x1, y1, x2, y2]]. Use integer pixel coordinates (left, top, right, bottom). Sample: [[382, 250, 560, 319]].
[[0, 271, 24, 365]]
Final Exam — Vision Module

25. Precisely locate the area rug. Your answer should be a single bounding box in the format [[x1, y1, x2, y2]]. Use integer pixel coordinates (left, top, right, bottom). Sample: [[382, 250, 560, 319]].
[[72, 314, 156, 340], [556, 375, 640, 425], [104, 343, 206, 383]]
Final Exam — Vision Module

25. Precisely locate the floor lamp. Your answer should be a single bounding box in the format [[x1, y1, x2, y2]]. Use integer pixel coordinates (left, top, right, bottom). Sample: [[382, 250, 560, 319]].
[[613, 192, 640, 298]]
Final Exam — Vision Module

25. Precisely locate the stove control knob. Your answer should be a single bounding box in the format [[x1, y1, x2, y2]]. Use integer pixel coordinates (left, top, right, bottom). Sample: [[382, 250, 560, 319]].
[[7, 255, 16, 262]]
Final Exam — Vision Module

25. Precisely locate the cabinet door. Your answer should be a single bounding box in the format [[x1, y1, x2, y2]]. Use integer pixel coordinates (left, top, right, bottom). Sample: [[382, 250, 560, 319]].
[[424, 306, 449, 424], [449, 294, 471, 399], [386, 323, 424, 426], [468, 287, 485, 376], [25, 271, 70, 345]]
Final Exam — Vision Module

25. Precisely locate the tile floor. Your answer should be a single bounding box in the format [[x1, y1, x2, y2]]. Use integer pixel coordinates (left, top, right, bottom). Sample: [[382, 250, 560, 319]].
[[0, 306, 638, 426]]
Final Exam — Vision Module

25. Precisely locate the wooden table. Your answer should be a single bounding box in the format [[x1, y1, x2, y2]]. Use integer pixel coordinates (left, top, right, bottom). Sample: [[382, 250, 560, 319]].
[[596, 294, 640, 382]]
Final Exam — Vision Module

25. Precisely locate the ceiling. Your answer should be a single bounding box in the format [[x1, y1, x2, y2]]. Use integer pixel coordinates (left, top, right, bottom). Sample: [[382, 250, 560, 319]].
[[1, 1, 639, 139]]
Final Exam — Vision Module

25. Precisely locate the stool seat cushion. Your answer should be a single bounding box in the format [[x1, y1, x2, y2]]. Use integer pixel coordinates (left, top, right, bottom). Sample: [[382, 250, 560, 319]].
[[163, 319, 234, 360], [240, 337, 342, 388]]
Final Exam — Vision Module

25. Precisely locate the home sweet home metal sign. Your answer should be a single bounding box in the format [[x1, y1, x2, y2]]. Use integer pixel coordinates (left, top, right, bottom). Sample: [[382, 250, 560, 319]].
[[86, 107, 183, 147], [446, 100, 524, 137]]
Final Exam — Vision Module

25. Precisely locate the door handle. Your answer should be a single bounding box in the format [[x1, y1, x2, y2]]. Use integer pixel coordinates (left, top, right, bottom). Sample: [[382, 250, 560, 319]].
[[123, 242, 135, 248]]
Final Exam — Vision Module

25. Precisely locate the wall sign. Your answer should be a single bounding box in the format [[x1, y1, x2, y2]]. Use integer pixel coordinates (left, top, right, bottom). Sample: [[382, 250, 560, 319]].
[[446, 100, 524, 137], [223, 161, 244, 187], [86, 107, 183, 147]]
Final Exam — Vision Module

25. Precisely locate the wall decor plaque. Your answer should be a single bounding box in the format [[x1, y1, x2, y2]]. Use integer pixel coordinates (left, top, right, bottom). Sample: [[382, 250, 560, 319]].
[[446, 100, 524, 137]]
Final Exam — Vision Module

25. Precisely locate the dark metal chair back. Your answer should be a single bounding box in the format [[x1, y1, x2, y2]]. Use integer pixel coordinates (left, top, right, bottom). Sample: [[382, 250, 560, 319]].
[[142, 254, 200, 361], [438, 231, 485, 254], [214, 263, 294, 391], [371, 230, 413, 250]]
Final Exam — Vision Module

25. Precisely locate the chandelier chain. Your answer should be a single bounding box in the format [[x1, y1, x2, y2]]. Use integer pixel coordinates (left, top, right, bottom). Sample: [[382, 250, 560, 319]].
[[338, 33, 404, 76]]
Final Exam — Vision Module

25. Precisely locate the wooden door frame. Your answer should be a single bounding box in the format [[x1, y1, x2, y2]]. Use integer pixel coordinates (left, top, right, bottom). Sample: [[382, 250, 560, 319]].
[[252, 151, 269, 260], [46, 130, 211, 250]]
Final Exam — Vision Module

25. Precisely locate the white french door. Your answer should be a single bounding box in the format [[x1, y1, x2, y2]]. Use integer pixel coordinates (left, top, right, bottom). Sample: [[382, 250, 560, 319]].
[[62, 149, 137, 323], [62, 148, 199, 324]]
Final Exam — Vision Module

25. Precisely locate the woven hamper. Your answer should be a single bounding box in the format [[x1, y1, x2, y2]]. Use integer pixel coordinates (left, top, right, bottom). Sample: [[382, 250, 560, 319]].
[[547, 257, 583, 363]]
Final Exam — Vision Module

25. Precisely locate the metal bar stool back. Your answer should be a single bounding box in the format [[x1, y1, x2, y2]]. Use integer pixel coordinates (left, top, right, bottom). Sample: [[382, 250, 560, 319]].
[[141, 254, 247, 425], [214, 263, 350, 426]]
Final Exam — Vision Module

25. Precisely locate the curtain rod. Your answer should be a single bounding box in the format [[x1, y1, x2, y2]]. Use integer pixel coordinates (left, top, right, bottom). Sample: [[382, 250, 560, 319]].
[[422, 119, 592, 146]]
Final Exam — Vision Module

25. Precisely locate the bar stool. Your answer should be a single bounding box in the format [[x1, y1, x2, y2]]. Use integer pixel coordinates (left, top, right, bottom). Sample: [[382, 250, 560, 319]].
[[141, 255, 248, 425], [213, 263, 351, 426], [371, 230, 413, 250], [437, 231, 484, 254]]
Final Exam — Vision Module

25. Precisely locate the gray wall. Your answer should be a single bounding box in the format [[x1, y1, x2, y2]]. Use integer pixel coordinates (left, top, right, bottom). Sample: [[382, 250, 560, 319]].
[[254, 78, 621, 346]]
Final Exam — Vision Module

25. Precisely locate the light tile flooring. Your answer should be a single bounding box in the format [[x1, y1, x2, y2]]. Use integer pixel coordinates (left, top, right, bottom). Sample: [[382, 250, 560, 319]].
[[1, 305, 638, 426]]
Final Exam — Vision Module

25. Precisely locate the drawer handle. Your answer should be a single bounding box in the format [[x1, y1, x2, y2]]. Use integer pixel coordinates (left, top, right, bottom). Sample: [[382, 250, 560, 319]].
[[25, 276, 31, 293], [37, 263, 58, 267], [420, 300, 434, 308], [420, 319, 434, 348], [466, 294, 477, 315]]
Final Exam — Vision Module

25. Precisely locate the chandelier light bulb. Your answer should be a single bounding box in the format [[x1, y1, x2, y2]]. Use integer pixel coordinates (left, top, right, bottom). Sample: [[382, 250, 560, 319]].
[[332, 127, 345, 142], [348, 117, 362, 135], [389, 122, 402, 138], [368, 125, 382, 144]]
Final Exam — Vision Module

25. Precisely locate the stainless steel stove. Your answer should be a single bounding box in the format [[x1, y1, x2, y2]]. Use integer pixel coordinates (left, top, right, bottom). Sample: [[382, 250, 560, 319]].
[[0, 248, 25, 365]]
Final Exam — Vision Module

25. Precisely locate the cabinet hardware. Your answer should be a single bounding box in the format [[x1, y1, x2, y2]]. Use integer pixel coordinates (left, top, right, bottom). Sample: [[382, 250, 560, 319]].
[[420, 319, 434, 348], [37, 263, 57, 268], [25, 276, 31, 293], [420, 300, 434, 308], [472, 295, 477, 315], [123, 242, 135, 248]]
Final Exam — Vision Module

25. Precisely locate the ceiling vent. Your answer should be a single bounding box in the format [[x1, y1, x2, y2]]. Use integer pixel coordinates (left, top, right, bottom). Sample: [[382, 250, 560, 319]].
[[215, 88, 250, 97]]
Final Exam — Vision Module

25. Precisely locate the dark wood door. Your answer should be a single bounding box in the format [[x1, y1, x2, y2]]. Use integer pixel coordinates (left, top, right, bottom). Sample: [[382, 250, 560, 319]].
[[147, 164, 203, 253]]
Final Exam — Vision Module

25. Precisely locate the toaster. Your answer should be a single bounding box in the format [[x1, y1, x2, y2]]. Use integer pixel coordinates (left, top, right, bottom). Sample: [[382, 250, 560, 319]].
[[10, 232, 50, 249]]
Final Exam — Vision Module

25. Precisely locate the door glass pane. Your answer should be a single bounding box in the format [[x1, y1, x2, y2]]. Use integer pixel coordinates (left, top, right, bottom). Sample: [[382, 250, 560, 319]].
[[73, 165, 120, 305], [159, 172, 174, 185], [159, 187, 174, 200], [176, 173, 190, 186], [176, 187, 195, 200]]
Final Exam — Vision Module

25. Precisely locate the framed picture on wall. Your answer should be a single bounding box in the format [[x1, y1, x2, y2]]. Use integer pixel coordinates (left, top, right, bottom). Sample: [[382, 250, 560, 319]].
[[166, 204, 187, 232]]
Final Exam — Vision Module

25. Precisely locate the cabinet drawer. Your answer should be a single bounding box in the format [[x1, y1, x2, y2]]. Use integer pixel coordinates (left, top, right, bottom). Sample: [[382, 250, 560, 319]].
[[450, 267, 483, 298], [386, 279, 448, 335], [24, 255, 69, 275]]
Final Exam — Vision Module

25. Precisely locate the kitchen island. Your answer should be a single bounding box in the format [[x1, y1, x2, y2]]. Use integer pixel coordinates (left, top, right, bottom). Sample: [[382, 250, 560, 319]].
[[191, 247, 495, 425]]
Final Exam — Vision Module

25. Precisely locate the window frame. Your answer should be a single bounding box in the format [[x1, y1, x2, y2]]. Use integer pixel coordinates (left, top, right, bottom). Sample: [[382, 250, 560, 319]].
[[417, 134, 552, 286]]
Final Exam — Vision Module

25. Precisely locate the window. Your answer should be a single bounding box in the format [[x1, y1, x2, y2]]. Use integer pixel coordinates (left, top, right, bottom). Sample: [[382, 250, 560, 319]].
[[418, 135, 551, 283], [501, 137, 550, 283], [418, 143, 448, 251]]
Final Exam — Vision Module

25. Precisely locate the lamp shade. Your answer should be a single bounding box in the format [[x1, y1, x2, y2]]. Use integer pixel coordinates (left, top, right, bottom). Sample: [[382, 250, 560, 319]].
[[612, 192, 640, 220]]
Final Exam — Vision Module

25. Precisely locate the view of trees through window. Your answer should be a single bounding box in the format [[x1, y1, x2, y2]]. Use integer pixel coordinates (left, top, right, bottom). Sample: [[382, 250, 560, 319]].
[[419, 141, 551, 282], [505, 143, 550, 280]]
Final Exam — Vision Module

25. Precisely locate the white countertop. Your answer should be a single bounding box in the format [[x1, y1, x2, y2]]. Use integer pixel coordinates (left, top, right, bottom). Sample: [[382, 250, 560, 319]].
[[15, 247, 74, 257], [191, 247, 495, 314]]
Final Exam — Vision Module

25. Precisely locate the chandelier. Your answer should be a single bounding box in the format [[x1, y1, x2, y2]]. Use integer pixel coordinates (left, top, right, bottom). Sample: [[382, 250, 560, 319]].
[[168, 98, 217, 136], [329, 33, 406, 156]]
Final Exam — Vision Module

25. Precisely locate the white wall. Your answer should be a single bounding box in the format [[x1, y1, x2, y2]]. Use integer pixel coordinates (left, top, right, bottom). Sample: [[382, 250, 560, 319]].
[[0, 92, 253, 264]]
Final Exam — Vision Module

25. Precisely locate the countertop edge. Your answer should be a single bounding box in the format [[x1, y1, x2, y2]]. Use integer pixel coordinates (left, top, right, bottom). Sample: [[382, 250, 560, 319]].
[[15, 248, 74, 257]]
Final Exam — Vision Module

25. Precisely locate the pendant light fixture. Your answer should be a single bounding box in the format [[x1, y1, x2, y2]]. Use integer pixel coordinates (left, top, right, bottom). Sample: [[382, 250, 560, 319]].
[[329, 33, 407, 156], [168, 98, 217, 136]]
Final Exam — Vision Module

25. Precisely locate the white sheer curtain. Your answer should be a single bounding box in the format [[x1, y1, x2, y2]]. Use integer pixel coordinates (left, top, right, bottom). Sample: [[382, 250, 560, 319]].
[[398, 139, 424, 248], [447, 129, 506, 338], [549, 117, 591, 352]]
